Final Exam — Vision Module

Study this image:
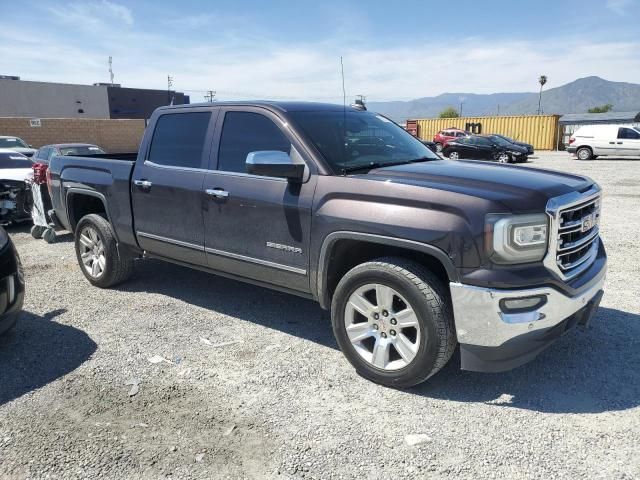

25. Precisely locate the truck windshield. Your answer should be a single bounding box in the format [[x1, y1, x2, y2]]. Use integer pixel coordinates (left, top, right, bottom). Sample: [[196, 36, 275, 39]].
[[289, 110, 438, 173]]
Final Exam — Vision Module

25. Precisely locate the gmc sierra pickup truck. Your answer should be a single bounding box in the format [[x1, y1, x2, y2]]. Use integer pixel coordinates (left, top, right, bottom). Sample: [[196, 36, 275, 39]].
[[48, 102, 607, 387]]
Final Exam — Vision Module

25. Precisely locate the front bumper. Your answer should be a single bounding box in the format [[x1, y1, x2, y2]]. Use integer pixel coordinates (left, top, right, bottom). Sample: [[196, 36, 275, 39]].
[[449, 262, 606, 372]]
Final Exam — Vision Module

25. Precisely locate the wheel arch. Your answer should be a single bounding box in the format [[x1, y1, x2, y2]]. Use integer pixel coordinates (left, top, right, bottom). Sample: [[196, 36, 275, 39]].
[[316, 232, 458, 310], [66, 189, 112, 236]]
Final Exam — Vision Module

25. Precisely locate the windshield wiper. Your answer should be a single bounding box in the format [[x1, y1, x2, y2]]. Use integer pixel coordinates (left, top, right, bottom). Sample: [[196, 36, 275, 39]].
[[341, 157, 435, 175]]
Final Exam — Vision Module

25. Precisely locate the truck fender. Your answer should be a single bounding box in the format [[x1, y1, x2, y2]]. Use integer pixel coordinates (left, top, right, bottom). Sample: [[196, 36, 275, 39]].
[[315, 231, 459, 310]]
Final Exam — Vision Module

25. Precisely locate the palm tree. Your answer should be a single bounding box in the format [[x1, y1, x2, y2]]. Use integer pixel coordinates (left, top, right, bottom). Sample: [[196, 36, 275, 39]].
[[537, 75, 547, 115]]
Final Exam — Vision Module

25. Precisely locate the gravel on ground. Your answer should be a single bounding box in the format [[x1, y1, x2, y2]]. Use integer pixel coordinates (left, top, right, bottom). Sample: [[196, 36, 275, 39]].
[[0, 151, 639, 479]]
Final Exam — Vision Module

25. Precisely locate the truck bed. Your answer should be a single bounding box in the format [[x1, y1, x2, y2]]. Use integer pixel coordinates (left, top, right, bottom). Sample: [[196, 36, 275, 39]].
[[48, 154, 138, 249]]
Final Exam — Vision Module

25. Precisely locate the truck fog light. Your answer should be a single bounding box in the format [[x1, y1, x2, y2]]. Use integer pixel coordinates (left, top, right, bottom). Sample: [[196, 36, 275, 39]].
[[500, 295, 547, 313]]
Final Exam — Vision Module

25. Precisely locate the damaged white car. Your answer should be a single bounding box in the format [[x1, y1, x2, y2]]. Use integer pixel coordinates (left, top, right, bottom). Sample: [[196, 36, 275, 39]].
[[0, 149, 33, 225]]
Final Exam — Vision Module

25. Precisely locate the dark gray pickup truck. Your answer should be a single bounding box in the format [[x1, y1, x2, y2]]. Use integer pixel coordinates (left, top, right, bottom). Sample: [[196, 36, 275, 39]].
[[48, 102, 607, 387]]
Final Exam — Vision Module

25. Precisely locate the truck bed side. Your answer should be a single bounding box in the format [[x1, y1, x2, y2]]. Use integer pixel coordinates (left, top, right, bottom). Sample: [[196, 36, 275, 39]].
[[49, 154, 139, 252]]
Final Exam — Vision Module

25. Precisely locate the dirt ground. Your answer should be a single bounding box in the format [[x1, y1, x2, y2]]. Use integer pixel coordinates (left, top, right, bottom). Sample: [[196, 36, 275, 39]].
[[1, 151, 639, 479]]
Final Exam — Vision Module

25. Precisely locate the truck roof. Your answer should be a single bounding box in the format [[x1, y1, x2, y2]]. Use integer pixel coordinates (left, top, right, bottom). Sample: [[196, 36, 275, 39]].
[[157, 101, 361, 113]]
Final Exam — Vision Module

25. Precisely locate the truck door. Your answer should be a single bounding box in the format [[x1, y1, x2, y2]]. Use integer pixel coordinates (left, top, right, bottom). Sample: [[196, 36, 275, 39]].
[[202, 108, 316, 293], [131, 108, 217, 265], [616, 127, 640, 156]]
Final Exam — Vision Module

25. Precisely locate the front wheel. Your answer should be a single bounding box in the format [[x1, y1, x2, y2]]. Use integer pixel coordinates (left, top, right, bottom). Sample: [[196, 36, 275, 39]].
[[496, 152, 512, 163], [74, 214, 134, 288], [435, 143, 443, 153], [331, 257, 456, 388]]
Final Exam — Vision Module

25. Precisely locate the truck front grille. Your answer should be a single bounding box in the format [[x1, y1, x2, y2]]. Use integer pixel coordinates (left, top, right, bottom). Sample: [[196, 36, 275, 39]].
[[554, 194, 601, 277]]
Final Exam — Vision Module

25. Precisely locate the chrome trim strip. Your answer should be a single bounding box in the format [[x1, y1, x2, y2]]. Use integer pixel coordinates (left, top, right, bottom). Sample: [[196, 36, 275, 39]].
[[144, 160, 209, 173], [137, 231, 203, 251], [205, 247, 307, 275], [557, 227, 599, 253], [137, 231, 307, 275]]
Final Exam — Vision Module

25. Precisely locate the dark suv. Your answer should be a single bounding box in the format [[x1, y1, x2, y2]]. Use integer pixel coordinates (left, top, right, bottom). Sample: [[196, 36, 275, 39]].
[[48, 102, 606, 387]]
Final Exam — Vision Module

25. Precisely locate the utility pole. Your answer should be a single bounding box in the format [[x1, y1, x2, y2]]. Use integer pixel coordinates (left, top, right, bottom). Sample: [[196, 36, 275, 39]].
[[204, 90, 216, 102], [497, 104, 500, 116], [108, 56, 114, 86], [537, 75, 547, 115], [459, 96, 466, 117], [167, 75, 173, 105]]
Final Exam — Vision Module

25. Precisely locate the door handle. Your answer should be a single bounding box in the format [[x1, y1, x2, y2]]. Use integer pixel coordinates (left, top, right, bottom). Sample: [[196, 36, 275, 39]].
[[617, 142, 623, 144], [134, 179, 152, 188], [206, 188, 229, 199], [609, 142, 615, 144]]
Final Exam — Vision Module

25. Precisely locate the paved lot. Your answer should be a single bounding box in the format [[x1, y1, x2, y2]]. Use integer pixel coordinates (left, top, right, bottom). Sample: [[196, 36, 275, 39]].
[[1, 151, 639, 479]]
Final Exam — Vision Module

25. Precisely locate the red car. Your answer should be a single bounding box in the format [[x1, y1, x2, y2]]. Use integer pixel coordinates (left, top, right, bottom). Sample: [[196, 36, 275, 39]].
[[433, 128, 469, 153]]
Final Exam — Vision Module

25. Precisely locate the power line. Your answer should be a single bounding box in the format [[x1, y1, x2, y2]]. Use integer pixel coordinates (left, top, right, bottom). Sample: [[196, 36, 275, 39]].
[[204, 90, 216, 102]]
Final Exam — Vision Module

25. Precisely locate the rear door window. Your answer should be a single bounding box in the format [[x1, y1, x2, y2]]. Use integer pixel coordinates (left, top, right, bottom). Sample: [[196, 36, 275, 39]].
[[148, 112, 212, 169], [217, 111, 290, 173], [618, 127, 640, 139]]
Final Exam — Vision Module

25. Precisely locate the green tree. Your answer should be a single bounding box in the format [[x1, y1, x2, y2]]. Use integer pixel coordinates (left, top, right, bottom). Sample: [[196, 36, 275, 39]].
[[439, 107, 460, 118], [588, 104, 613, 113]]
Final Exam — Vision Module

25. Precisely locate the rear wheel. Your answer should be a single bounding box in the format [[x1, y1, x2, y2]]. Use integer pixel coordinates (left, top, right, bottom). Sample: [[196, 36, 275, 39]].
[[331, 257, 456, 388], [435, 143, 443, 153], [577, 147, 593, 160], [74, 214, 134, 288], [448, 150, 460, 160]]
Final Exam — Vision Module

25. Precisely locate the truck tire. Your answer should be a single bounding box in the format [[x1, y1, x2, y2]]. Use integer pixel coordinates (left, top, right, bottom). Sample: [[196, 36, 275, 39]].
[[74, 214, 134, 288], [331, 257, 456, 388]]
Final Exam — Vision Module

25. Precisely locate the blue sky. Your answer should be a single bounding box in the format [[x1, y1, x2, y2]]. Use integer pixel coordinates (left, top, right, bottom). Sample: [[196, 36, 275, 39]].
[[1, 0, 639, 102]]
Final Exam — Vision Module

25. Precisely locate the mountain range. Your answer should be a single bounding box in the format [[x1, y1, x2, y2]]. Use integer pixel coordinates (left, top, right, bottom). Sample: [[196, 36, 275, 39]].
[[367, 76, 640, 122]]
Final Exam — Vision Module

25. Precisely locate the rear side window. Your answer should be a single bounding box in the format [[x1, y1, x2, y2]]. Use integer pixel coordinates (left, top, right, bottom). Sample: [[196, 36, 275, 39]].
[[0, 152, 31, 168], [148, 112, 211, 168], [618, 127, 640, 139], [217, 112, 290, 173]]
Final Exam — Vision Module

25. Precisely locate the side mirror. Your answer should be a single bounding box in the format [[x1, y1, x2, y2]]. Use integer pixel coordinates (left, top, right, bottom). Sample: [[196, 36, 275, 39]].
[[245, 151, 304, 182]]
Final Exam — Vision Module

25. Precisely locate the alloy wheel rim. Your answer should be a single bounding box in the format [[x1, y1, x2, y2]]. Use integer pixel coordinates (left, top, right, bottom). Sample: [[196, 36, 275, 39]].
[[344, 283, 421, 371], [79, 226, 106, 278], [449, 151, 459, 160], [498, 153, 509, 163], [578, 150, 589, 160]]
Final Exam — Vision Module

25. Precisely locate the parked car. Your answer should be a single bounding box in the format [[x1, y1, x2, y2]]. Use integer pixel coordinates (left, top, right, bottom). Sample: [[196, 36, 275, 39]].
[[568, 125, 640, 160], [491, 134, 534, 155], [443, 135, 529, 163], [0, 136, 36, 158], [432, 128, 468, 152], [32, 143, 105, 165], [48, 101, 606, 387], [0, 226, 24, 335], [420, 140, 439, 153], [0, 149, 33, 224]]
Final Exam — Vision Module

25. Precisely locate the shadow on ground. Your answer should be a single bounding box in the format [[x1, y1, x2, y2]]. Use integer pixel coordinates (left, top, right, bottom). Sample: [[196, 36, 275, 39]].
[[0, 309, 96, 406], [120, 260, 638, 414]]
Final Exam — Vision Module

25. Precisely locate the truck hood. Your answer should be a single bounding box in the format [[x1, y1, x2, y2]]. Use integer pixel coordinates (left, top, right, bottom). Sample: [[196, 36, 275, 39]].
[[364, 160, 593, 212]]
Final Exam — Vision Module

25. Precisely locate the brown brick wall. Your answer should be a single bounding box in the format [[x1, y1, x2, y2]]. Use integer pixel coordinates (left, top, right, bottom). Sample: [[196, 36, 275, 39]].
[[0, 117, 146, 153]]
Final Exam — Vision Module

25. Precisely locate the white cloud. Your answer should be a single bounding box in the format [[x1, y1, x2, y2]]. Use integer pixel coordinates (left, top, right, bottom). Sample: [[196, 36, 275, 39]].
[[1, 9, 639, 103], [49, 0, 133, 27], [606, 0, 634, 15]]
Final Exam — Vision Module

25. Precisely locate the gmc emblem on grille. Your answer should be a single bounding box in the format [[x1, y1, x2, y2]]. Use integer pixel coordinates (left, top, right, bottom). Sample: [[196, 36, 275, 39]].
[[581, 213, 596, 232]]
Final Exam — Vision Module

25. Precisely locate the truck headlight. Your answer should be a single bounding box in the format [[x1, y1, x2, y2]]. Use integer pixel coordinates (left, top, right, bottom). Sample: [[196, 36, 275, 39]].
[[487, 213, 549, 264]]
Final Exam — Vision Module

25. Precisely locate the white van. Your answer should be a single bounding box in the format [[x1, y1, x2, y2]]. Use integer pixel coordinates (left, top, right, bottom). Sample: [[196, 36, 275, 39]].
[[567, 124, 640, 160]]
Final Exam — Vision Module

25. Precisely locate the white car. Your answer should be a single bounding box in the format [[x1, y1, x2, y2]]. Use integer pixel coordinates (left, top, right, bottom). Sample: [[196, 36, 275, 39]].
[[568, 124, 640, 160], [0, 136, 37, 158], [0, 149, 33, 224]]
